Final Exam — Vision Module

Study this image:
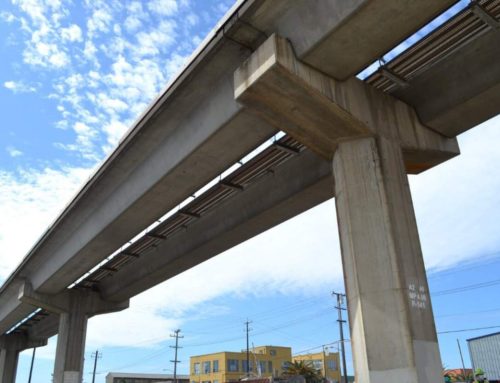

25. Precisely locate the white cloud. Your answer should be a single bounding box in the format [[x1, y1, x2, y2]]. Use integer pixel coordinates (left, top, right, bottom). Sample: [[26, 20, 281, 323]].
[[147, 0, 179, 16], [73, 121, 97, 147], [12, 0, 46, 22], [133, 20, 177, 57], [48, 50, 69, 67], [124, 15, 142, 32], [3, 80, 37, 93], [6, 146, 23, 157], [186, 13, 199, 26], [87, 8, 113, 37], [0, 11, 16, 23], [165, 52, 189, 78], [411, 117, 500, 271], [102, 119, 128, 148], [0, 165, 92, 281], [60, 24, 82, 42], [83, 40, 98, 60]]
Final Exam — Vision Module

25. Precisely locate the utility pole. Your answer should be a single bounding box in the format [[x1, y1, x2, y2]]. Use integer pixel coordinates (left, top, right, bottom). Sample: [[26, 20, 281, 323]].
[[170, 329, 183, 383], [27, 347, 36, 383], [91, 350, 101, 383], [457, 339, 468, 380], [332, 291, 348, 383], [245, 320, 252, 376]]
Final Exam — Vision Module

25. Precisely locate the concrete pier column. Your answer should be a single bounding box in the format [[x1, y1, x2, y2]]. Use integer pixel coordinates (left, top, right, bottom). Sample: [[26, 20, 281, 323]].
[[18, 283, 129, 383], [0, 334, 46, 383], [0, 344, 19, 383], [53, 299, 88, 383], [332, 137, 442, 383]]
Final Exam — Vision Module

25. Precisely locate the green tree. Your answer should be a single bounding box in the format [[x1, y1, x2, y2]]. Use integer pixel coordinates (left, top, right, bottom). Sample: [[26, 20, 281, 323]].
[[282, 361, 323, 383]]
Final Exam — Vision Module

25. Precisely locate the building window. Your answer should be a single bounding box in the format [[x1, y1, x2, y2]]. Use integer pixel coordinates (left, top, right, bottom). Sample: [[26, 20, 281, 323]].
[[201, 381, 211, 383], [311, 360, 323, 370], [213, 360, 219, 373], [242, 360, 253, 372], [269, 349, 276, 356], [228, 359, 239, 372], [213, 380, 219, 383], [268, 361, 273, 374], [203, 361, 211, 374], [194, 363, 200, 375], [259, 361, 266, 374], [327, 360, 337, 371]]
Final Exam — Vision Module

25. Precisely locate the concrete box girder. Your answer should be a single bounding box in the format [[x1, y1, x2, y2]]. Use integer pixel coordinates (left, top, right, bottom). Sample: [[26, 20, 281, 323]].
[[100, 149, 333, 302], [242, 0, 457, 80], [394, 28, 500, 137]]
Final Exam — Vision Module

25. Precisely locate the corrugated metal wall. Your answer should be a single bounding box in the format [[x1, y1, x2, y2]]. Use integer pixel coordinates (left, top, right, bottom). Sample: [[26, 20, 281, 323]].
[[468, 332, 500, 380]]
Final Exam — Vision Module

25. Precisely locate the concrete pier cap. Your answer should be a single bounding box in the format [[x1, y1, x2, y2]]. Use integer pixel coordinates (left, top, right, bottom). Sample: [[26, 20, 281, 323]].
[[234, 33, 456, 382], [18, 281, 129, 383], [234, 33, 459, 172], [0, 333, 47, 383]]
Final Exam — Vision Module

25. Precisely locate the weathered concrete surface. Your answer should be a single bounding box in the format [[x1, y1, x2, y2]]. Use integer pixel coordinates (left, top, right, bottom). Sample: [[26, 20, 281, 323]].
[[0, 334, 46, 383], [234, 34, 459, 171], [101, 149, 333, 301], [333, 137, 442, 383]]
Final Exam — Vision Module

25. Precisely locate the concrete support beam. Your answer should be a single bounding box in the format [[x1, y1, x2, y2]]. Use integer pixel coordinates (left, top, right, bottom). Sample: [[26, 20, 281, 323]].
[[234, 34, 459, 173], [18, 282, 128, 316], [333, 137, 442, 382], [0, 334, 46, 383], [18, 284, 128, 383]]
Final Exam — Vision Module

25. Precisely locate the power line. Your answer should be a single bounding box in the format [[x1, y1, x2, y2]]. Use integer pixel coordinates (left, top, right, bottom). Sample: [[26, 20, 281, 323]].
[[428, 252, 500, 280], [436, 306, 500, 318], [433, 277, 500, 297], [97, 298, 331, 356], [438, 325, 500, 334], [293, 340, 348, 356]]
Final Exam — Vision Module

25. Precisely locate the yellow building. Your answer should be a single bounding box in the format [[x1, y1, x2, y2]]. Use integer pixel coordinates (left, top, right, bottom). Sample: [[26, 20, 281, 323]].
[[190, 346, 292, 383], [293, 351, 341, 383]]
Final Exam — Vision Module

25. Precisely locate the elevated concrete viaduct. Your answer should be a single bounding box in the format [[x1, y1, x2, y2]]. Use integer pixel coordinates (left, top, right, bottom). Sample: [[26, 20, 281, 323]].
[[1, 0, 499, 382]]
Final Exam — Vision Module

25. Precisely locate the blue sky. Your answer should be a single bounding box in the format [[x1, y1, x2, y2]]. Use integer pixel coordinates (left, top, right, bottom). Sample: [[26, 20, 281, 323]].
[[1, 1, 500, 382]]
